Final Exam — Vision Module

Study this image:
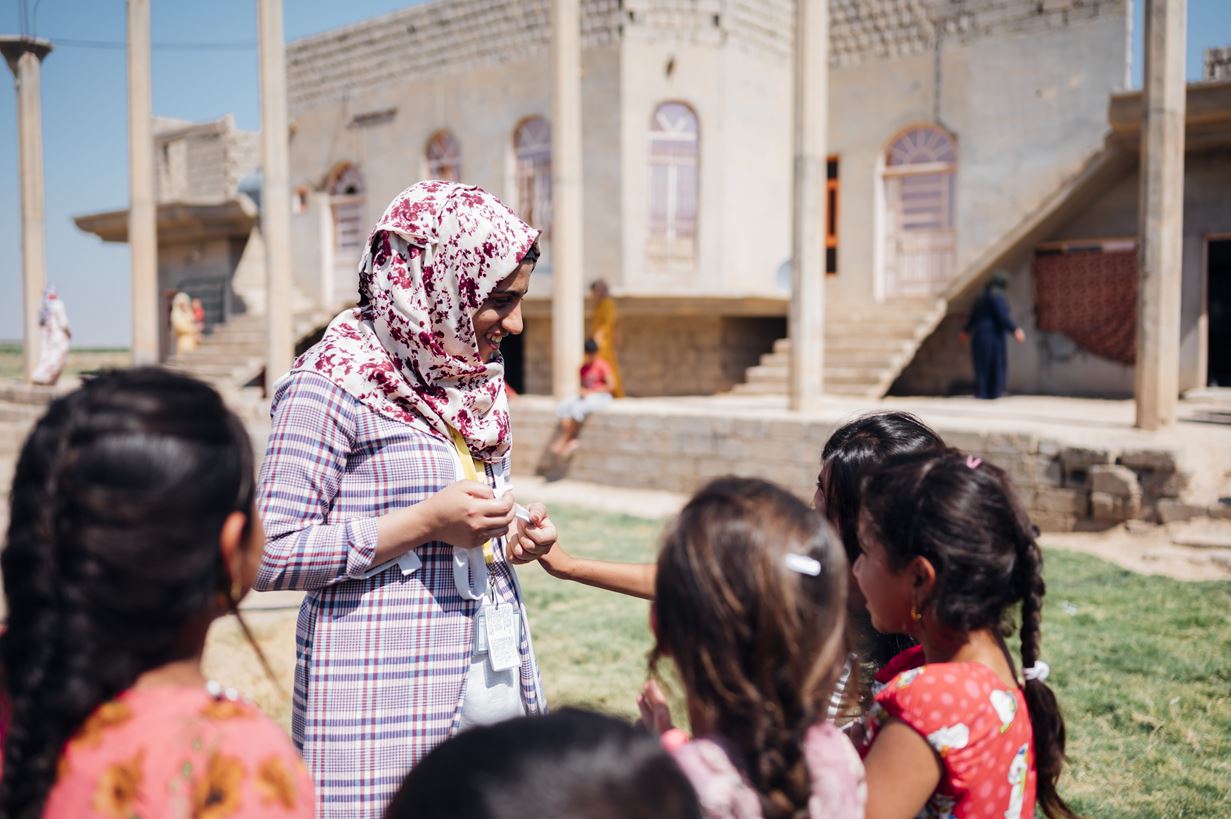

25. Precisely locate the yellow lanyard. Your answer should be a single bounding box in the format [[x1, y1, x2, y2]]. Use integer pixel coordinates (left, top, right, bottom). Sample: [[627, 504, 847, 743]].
[[450, 428, 495, 565]]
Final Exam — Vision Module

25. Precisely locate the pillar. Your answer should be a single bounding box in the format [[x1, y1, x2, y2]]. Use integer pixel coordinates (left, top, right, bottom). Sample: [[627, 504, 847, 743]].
[[1135, 0, 1186, 430], [259, 0, 294, 392], [788, 0, 828, 410], [0, 36, 52, 382], [549, 0, 584, 400], [127, 0, 158, 365]]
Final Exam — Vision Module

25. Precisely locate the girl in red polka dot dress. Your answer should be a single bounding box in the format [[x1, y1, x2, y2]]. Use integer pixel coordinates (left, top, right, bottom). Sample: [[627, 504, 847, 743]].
[[853, 449, 1079, 819]]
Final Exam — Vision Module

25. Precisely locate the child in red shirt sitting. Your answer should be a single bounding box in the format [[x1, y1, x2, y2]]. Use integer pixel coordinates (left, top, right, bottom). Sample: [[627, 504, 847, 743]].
[[551, 338, 615, 456]]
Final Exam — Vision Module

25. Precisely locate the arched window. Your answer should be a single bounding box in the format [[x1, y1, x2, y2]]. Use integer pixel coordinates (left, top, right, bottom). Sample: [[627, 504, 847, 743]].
[[513, 116, 552, 238], [426, 129, 462, 182], [328, 162, 366, 305], [882, 125, 957, 296], [647, 102, 699, 262]]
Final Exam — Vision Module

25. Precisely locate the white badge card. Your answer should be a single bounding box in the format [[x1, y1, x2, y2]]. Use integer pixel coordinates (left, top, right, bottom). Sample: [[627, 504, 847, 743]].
[[485, 604, 520, 673]]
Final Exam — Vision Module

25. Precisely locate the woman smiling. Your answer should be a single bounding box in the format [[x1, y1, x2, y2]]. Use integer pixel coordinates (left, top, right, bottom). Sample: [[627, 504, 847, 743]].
[[254, 181, 558, 819]]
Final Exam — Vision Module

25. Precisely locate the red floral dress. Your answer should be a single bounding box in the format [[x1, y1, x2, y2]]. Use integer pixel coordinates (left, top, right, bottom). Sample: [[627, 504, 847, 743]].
[[38, 684, 314, 819], [860, 647, 1037, 819]]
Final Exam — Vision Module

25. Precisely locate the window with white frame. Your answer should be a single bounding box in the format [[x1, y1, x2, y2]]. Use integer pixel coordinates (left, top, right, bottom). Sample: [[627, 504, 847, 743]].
[[647, 102, 699, 262], [513, 116, 552, 239], [426, 129, 462, 182]]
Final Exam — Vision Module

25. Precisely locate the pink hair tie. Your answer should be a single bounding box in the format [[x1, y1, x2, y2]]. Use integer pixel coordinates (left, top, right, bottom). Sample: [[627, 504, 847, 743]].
[[966, 456, 983, 469]]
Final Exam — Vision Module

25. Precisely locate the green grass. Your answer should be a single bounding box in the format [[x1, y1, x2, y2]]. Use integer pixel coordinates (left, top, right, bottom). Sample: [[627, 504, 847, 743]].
[[207, 506, 1231, 818], [0, 344, 130, 380]]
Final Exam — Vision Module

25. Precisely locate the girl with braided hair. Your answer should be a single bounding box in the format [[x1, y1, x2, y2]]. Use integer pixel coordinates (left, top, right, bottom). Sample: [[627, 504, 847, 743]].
[[639, 477, 866, 819], [0, 368, 314, 819], [854, 449, 1078, 819]]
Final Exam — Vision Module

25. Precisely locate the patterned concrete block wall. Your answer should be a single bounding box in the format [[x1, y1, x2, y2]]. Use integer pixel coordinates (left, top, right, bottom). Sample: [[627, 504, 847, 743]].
[[520, 314, 784, 396], [509, 397, 1218, 530]]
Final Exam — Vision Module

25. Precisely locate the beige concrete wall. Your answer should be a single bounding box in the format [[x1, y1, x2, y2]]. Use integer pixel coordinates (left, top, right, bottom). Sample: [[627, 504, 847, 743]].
[[619, 35, 791, 296], [828, 4, 1129, 305], [287, 44, 624, 305], [522, 313, 783, 397]]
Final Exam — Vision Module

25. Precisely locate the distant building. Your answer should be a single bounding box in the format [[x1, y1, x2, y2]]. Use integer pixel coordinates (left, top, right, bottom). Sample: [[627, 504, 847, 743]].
[[76, 2, 1231, 397]]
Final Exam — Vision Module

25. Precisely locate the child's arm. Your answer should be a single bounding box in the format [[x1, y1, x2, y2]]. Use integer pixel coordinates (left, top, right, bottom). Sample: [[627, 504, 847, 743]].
[[538, 544, 656, 600], [861, 718, 943, 819]]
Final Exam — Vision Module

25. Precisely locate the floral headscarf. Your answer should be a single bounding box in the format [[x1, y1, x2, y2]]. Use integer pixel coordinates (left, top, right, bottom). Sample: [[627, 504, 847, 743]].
[[291, 181, 539, 462]]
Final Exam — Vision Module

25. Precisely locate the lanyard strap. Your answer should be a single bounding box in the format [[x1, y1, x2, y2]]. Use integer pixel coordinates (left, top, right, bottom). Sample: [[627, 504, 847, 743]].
[[450, 429, 495, 566]]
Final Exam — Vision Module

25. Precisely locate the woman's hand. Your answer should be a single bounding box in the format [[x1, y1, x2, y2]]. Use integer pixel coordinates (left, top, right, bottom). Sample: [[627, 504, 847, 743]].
[[637, 679, 674, 735], [424, 480, 516, 549], [506, 502, 557, 565], [1013, 328, 1026, 343]]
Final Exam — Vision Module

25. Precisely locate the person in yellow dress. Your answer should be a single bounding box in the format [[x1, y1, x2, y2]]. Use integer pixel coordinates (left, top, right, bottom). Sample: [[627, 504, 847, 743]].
[[588, 279, 624, 398]]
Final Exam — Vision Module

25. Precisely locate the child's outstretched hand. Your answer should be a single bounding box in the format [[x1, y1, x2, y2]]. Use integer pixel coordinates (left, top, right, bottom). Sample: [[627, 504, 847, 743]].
[[508, 502, 557, 565], [637, 679, 674, 736]]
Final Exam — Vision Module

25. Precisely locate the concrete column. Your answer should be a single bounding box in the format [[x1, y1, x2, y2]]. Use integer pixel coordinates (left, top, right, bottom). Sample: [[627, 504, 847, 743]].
[[127, 0, 158, 365], [0, 36, 52, 382], [788, 0, 828, 410], [259, 0, 295, 392], [1135, 0, 1186, 430], [549, 0, 584, 400]]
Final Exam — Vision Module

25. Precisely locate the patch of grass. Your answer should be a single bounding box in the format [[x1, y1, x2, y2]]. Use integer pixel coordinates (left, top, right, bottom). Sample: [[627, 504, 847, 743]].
[[203, 509, 1231, 818], [1036, 546, 1231, 818], [0, 345, 130, 380]]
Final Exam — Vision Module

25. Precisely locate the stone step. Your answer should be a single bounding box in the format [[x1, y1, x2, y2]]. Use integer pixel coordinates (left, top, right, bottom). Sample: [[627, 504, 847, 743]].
[[760, 347, 904, 369], [729, 380, 876, 397]]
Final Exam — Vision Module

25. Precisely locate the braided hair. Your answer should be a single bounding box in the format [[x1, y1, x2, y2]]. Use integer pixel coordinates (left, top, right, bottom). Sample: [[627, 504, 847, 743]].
[[0, 368, 256, 819], [860, 449, 1079, 819], [650, 477, 849, 819]]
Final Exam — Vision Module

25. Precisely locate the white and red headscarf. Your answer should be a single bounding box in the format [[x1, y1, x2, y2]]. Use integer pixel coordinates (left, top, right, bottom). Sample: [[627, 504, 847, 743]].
[[291, 181, 539, 463]]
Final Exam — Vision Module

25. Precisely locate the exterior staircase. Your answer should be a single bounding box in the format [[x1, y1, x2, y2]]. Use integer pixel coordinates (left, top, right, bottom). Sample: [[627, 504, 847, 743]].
[[732, 298, 948, 398], [163, 307, 340, 394]]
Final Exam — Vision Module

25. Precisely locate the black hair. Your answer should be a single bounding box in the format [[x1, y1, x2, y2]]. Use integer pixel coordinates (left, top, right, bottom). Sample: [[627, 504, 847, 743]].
[[383, 708, 702, 819], [584, 337, 599, 354], [1, 368, 259, 819], [521, 242, 540, 265], [819, 411, 945, 566], [860, 449, 1078, 819]]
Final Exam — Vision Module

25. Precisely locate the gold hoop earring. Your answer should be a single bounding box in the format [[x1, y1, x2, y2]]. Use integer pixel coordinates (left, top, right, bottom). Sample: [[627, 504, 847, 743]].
[[911, 605, 923, 622]]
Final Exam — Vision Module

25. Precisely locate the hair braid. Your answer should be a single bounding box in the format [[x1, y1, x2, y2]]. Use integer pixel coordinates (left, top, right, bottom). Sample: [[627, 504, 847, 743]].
[[1, 369, 259, 819], [1014, 530, 1080, 819]]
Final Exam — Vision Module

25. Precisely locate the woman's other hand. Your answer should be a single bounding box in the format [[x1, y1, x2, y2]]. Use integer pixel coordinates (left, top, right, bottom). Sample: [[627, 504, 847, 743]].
[[1013, 328, 1026, 343], [426, 480, 516, 549], [507, 502, 557, 565]]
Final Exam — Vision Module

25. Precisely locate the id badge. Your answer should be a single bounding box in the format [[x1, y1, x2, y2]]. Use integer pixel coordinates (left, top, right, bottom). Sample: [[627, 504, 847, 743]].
[[485, 603, 520, 673]]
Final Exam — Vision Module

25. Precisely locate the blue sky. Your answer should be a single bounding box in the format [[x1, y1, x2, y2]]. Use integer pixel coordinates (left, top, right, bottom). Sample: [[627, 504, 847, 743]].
[[1, 0, 1229, 345]]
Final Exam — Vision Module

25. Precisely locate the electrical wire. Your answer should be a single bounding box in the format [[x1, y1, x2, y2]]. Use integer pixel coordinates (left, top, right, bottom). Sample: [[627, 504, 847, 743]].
[[52, 37, 257, 51]]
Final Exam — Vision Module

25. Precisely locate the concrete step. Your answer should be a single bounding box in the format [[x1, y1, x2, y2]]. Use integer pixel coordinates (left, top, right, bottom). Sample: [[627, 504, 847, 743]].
[[729, 380, 877, 398]]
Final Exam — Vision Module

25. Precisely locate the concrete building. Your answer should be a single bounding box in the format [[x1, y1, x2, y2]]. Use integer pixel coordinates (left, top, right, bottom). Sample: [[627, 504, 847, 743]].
[[897, 79, 1231, 396], [82, 0, 1225, 402], [75, 115, 268, 359], [276, 0, 1135, 397]]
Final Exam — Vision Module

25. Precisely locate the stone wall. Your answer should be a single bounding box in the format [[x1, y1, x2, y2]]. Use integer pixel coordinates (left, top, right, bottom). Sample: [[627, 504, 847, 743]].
[[509, 396, 1222, 530], [521, 313, 784, 396]]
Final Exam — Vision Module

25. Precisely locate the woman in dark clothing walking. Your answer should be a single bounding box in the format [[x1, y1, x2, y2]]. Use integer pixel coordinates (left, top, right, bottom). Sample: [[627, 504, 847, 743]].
[[961, 270, 1026, 399]]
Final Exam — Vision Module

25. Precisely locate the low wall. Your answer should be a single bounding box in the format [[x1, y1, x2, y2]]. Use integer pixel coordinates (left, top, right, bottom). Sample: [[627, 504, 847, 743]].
[[521, 311, 785, 397], [510, 396, 1222, 532]]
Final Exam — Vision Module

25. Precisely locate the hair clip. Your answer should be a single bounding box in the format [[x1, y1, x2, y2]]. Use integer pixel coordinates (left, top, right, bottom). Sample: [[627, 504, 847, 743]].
[[784, 553, 822, 577], [1023, 660, 1050, 682], [965, 456, 983, 469]]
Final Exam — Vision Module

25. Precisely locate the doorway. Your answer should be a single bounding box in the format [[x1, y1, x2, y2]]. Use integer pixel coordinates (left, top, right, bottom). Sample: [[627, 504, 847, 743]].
[[1208, 238, 1231, 387]]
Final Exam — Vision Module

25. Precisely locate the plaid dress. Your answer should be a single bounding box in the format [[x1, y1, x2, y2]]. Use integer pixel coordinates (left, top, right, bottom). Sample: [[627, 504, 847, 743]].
[[255, 371, 544, 818]]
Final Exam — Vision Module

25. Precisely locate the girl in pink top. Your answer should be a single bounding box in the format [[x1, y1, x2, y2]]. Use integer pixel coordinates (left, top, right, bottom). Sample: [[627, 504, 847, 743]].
[[853, 449, 1078, 819], [0, 369, 313, 819], [637, 477, 866, 819]]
